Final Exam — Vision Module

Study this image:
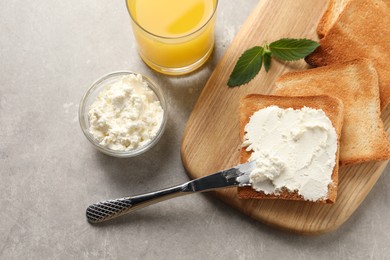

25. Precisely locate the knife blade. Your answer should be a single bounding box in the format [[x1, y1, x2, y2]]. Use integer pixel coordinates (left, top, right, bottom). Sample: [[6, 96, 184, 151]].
[[187, 160, 255, 192]]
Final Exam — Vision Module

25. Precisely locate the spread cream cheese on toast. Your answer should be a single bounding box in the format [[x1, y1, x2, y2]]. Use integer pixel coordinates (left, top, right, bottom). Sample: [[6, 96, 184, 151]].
[[242, 105, 337, 201]]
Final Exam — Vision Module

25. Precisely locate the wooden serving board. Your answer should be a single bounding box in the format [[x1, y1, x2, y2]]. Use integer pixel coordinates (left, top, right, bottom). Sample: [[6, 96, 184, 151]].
[[181, 0, 390, 235]]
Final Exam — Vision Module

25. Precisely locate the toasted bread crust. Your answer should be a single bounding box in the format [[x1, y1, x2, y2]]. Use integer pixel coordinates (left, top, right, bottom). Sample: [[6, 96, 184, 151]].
[[275, 59, 390, 166], [307, 0, 390, 110], [238, 94, 344, 203], [317, 0, 351, 38], [317, 0, 389, 38]]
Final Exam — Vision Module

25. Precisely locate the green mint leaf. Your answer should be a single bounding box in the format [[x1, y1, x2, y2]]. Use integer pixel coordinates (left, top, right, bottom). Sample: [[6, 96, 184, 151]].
[[269, 38, 319, 61], [263, 52, 271, 72], [227, 38, 319, 87], [227, 46, 263, 87]]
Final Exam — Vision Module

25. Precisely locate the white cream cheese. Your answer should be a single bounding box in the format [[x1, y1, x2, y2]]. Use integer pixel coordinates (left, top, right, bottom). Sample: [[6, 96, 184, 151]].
[[243, 105, 337, 201], [88, 74, 164, 151]]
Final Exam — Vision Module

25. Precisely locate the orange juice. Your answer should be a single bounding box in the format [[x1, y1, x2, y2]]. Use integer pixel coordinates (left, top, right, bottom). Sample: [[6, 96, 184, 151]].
[[126, 0, 218, 75]]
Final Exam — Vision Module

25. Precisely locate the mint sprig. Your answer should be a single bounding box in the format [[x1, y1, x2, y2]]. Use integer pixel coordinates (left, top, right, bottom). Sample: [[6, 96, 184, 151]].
[[227, 38, 319, 87]]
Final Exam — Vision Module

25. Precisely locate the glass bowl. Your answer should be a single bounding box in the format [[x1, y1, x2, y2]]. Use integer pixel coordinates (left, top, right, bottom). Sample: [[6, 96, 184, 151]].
[[79, 71, 167, 158]]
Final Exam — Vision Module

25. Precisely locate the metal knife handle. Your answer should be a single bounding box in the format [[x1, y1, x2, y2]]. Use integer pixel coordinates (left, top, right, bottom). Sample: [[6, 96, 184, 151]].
[[86, 183, 190, 223]]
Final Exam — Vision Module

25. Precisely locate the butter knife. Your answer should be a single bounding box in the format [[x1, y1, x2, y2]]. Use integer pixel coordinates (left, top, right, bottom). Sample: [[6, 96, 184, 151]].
[[86, 161, 255, 223]]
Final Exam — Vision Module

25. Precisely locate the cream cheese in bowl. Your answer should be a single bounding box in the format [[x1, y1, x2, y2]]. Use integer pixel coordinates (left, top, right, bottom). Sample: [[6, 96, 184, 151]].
[[79, 71, 167, 157]]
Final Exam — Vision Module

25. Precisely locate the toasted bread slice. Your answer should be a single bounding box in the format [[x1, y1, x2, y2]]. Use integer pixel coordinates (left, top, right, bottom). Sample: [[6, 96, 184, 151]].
[[275, 59, 390, 166], [238, 94, 344, 203], [317, 0, 351, 38], [306, 0, 390, 110], [317, 0, 389, 38]]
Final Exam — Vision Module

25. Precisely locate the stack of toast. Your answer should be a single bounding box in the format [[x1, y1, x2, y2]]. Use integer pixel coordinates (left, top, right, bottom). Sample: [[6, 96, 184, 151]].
[[307, 0, 390, 109], [238, 0, 390, 203], [275, 59, 390, 166]]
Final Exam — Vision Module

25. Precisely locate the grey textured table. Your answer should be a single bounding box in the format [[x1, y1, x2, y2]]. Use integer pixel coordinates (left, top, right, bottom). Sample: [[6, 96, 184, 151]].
[[1, 0, 390, 259]]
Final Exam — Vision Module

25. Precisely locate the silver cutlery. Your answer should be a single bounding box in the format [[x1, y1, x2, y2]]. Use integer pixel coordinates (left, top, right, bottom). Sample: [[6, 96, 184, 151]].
[[86, 161, 255, 223]]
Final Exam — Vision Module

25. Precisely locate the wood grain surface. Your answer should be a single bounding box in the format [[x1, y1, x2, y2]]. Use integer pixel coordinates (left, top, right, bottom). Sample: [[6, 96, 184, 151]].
[[180, 0, 390, 235]]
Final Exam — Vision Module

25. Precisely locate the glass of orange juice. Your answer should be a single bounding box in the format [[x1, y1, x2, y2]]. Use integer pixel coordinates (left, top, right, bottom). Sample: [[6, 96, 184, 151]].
[[126, 0, 218, 75]]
